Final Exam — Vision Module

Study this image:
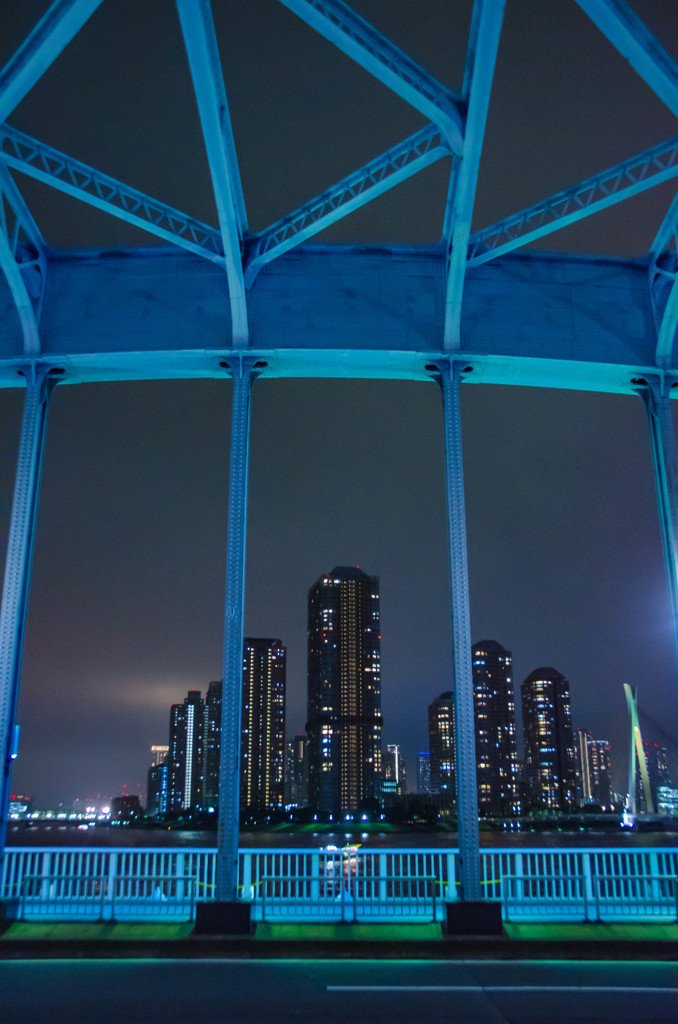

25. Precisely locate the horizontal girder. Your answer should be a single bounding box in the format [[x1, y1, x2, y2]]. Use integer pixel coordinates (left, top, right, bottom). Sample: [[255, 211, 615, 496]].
[[0, 244, 665, 395], [278, 0, 464, 155], [467, 136, 678, 267], [0, 125, 225, 265], [245, 124, 450, 282]]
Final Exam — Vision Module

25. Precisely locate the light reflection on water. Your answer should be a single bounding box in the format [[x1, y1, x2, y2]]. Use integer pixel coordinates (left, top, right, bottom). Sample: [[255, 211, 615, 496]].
[[7, 824, 678, 849]]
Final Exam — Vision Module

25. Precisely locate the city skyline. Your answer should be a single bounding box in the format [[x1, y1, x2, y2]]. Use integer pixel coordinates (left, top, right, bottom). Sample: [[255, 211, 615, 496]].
[[7, 585, 673, 809], [140, 638, 639, 818], [0, 1, 677, 807], [16, 631, 667, 814], [7, 588, 676, 809]]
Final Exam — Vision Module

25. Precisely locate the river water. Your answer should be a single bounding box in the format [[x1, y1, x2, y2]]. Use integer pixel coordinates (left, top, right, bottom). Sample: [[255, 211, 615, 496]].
[[7, 823, 678, 849]]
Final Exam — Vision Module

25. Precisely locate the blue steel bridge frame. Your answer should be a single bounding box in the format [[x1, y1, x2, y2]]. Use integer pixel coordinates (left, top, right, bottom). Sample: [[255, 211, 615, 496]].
[[0, 0, 677, 907]]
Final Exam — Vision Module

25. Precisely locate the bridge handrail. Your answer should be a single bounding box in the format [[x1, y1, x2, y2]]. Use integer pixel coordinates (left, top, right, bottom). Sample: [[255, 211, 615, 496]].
[[18, 871, 197, 920], [259, 871, 439, 922], [4, 847, 678, 923], [501, 871, 678, 922]]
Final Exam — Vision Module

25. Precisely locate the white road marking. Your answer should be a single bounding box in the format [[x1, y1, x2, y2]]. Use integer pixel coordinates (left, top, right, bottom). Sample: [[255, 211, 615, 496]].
[[327, 985, 677, 994]]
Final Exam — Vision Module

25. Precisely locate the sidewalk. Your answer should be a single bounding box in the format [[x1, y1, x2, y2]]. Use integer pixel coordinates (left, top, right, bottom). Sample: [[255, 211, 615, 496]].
[[2, 920, 678, 960]]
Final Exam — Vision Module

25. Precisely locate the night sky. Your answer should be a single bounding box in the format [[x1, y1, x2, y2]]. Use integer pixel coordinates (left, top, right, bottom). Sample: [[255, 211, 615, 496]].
[[1, 0, 677, 808]]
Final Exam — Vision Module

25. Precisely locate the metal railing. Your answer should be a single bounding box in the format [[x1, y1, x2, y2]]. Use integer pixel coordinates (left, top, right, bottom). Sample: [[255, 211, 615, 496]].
[[591, 873, 678, 921], [502, 872, 588, 921], [18, 872, 197, 921], [502, 871, 678, 922], [2, 845, 677, 923], [260, 872, 438, 922]]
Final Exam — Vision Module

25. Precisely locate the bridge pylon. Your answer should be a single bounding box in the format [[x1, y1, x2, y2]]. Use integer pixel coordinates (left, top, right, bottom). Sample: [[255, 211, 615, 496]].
[[623, 683, 655, 817]]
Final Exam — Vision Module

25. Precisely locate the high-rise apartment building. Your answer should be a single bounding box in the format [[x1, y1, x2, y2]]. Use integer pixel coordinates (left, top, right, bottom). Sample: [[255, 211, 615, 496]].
[[202, 680, 223, 812], [576, 729, 614, 809], [147, 743, 169, 816], [181, 647, 285, 819], [284, 734, 309, 809], [417, 752, 431, 794], [640, 741, 671, 811], [522, 668, 577, 811], [472, 640, 520, 816], [168, 689, 204, 812], [147, 761, 168, 816], [593, 739, 614, 809], [241, 638, 286, 813], [307, 566, 383, 816], [382, 743, 406, 802], [428, 692, 455, 809]]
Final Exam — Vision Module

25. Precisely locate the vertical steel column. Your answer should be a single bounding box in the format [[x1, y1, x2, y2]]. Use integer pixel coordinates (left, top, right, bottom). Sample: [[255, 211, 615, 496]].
[[641, 382, 678, 671], [439, 361, 480, 901], [216, 359, 257, 901], [0, 366, 54, 859]]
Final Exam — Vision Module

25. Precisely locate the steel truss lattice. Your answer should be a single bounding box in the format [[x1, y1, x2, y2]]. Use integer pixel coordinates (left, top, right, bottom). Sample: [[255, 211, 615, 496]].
[[0, 0, 677, 909], [467, 136, 678, 267], [245, 124, 450, 281], [0, 125, 225, 265]]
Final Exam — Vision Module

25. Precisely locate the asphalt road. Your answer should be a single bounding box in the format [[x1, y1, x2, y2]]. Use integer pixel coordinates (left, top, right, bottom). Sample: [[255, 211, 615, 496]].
[[1, 958, 676, 1023]]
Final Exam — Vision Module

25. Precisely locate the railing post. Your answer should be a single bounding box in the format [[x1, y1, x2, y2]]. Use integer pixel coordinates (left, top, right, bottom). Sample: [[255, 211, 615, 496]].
[[216, 359, 260, 902], [583, 853, 595, 922], [436, 361, 481, 902], [39, 850, 50, 906], [350, 851, 357, 923], [105, 852, 117, 922], [649, 851, 661, 913], [241, 852, 253, 902], [340, 864, 345, 922], [176, 853, 185, 906], [0, 366, 57, 868], [515, 852, 523, 916], [638, 380, 678, 671], [379, 853, 387, 910], [311, 852, 320, 904], [446, 852, 457, 902]]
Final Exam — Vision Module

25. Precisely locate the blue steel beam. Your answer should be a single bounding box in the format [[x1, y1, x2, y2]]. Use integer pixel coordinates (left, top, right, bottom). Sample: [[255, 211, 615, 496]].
[[216, 359, 260, 903], [0, 168, 47, 355], [0, 125, 225, 265], [574, 0, 678, 120], [277, 0, 464, 155], [649, 193, 678, 366], [245, 124, 450, 283], [0, 0, 103, 123], [436, 360, 480, 902], [176, 0, 248, 347], [467, 136, 678, 267], [0, 167, 45, 254], [640, 382, 678, 671], [443, 0, 504, 351], [0, 246, 661, 390], [650, 192, 678, 262], [654, 273, 678, 368], [0, 367, 56, 859]]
